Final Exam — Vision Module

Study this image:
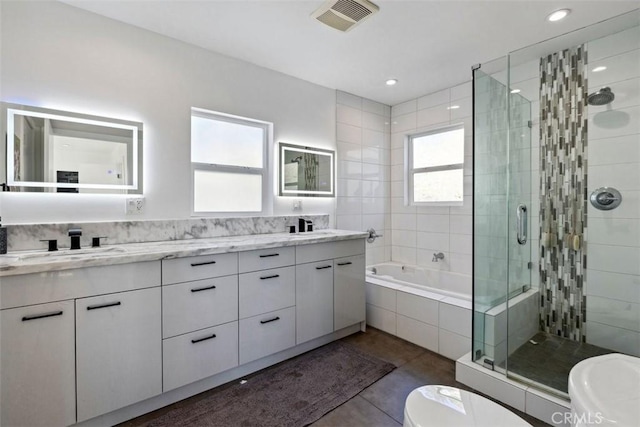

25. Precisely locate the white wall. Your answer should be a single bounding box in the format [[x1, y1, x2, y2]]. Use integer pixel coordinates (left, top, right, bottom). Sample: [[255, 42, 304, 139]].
[[335, 91, 391, 265], [390, 83, 473, 277], [584, 25, 640, 356], [0, 1, 336, 224]]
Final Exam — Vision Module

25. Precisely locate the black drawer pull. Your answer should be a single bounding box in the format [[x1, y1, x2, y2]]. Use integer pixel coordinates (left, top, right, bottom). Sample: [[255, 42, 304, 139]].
[[260, 316, 280, 324], [191, 285, 217, 292], [337, 262, 353, 266], [87, 301, 121, 311], [260, 274, 280, 280], [22, 311, 63, 321], [190, 260, 216, 267], [316, 265, 332, 270], [191, 334, 217, 344], [259, 253, 279, 258]]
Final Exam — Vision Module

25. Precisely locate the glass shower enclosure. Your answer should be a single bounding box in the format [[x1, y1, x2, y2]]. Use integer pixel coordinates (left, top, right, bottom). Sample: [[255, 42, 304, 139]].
[[472, 11, 640, 398]]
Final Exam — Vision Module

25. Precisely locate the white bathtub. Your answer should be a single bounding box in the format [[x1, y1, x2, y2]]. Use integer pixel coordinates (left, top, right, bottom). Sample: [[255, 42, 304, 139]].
[[365, 262, 473, 360]]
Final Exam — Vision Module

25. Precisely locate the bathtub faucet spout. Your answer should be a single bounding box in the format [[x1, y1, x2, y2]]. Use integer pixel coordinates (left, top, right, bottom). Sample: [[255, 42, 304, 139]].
[[432, 252, 445, 262]]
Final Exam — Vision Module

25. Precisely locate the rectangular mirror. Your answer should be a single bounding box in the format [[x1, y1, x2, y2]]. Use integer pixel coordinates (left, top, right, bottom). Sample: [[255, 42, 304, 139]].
[[279, 142, 334, 197], [2, 103, 143, 194]]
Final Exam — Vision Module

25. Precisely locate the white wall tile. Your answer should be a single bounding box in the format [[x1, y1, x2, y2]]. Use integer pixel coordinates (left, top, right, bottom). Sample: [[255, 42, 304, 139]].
[[337, 178, 362, 197], [589, 218, 640, 247], [589, 162, 640, 191], [366, 304, 396, 334], [417, 214, 450, 232], [588, 26, 640, 62], [588, 49, 640, 89], [586, 269, 640, 304], [417, 249, 450, 270], [450, 233, 472, 255], [439, 329, 471, 360], [337, 122, 362, 144], [392, 229, 417, 248], [337, 91, 362, 109], [589, 134, 640, 165], [336, 214, 362, 231], [336, 197, 362, 215], [586, 321, 640, 356], [366, 283, 396, 311], [337, 104, 362, 126], [397, 315, 439, 353], [450, 97, 472, 121], [397, 291, 439, 325], [450, 215, 472, 235], [417, 89, 450, 110], [362, 128, 385, 148], [391, 112, 417, 133], [392, 99, 417, 117], [588, 77, 640, 113], [589, 105, 639, 141], [587, 296, 640, 332], [338, 160, 362, 180], [362, 98, 386, 115], [392, 213, 416, 230], [451, 82, 472, 101], [362, 111, 386, 132], [449, 253, 472, 276], [337, 141, 362, 162], [362, 213, 385, 232], [439, 303, 472, 337], [589, 244, 640, 276], [416, 104, 450, 128], [417, 231, 450, 252], [588, 190, 640, 219], [392, 246, 417, 265]]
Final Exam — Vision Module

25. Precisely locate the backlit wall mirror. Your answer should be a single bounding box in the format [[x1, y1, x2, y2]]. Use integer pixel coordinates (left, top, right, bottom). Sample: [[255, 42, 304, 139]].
[[279, 142, 334, 197], [1, 103, 143, 194]]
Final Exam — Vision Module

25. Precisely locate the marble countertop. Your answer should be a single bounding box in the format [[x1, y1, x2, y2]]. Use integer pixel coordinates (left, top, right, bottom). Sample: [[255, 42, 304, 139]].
[[0, 229, 369, 277]]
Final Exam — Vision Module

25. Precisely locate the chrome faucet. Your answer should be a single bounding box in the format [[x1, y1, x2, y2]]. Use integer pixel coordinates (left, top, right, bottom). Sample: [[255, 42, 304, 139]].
[[432, 252, 445, 262]]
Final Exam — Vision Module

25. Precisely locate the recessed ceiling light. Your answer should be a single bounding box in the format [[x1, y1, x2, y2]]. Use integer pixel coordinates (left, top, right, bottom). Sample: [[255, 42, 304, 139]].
[[386, 79, 398, 86], [592, 66, 607, 72], [547, 9, 571, 22], [448, 105, 460, 110], [510, 89, 521, 94]]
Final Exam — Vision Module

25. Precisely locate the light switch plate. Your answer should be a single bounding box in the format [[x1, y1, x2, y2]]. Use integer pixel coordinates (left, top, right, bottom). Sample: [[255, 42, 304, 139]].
[[292, 200, 303, 211], [126, 197, 145, 215]]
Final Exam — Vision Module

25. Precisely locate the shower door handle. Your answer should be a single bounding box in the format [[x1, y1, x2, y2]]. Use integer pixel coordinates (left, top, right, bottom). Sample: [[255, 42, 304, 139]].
[[516, 204, 528, 245]]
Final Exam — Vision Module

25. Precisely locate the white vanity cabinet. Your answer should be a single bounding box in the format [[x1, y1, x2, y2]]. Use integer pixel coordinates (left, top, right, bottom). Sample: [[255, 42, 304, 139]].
[[295, 260, 334, 344], [161, 253, 240, 392], [75, 287, 162, 422], [295, 239, 366, 344], [1, 300, 76, 427], [334, 255, 366, 330]]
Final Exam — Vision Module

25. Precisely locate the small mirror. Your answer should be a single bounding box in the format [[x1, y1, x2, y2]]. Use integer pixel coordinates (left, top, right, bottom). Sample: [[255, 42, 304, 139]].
[[2, 103, 143, 194], [279, 143, 334, 197]]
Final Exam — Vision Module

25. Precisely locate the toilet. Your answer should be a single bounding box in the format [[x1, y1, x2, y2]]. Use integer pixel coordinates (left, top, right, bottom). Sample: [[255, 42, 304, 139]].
[[568, 353, 640, 427], [403, 385, 532, 426]]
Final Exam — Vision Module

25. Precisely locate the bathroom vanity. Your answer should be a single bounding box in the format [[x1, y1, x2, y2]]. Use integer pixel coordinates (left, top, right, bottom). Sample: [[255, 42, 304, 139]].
[[0, 230, 367, 427]]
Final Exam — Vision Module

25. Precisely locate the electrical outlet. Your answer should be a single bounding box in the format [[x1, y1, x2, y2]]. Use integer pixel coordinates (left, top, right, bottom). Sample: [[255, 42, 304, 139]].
[[292, 200, 303, 211], [125, 197, 145, 215]]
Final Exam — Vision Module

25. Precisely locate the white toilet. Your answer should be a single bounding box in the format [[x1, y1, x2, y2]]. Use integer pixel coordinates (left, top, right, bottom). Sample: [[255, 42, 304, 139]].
[[568, 353, 640, 427], [403, 385, 532, 427]]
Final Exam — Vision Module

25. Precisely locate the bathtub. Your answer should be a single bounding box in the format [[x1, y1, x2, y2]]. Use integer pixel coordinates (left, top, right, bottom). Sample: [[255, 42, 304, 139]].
[[365, 262, 473, 361]]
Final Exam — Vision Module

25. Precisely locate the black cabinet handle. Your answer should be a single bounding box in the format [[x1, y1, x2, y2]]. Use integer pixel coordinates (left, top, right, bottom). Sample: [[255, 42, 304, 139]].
[[191, 334, 216, 344], [316, 265, 332, 270], [190, 260, 216, 267], [260, 274, 280, 280], [260, 316, 280, 324], [191, 285, 217, 292], [87, 301, 121, 311], [259, 253, 279, 258], [337, 261, 353, 266], [22, 311, 63, 321]]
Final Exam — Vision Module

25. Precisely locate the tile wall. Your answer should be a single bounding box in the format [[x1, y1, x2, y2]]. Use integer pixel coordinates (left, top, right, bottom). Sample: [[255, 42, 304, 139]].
[[584, 26, 640, 356], [389, 83, 473, 279], [335, 91, 392, 266]]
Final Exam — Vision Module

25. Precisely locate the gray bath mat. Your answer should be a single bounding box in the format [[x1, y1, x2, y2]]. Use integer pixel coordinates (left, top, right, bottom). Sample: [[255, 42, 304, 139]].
[[143, 340, 395, 427]]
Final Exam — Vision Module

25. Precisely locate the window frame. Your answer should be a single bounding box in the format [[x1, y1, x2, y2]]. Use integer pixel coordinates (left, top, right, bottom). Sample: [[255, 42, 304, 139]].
[[405, 123, 465, 207], [190, 108, 272, 216]]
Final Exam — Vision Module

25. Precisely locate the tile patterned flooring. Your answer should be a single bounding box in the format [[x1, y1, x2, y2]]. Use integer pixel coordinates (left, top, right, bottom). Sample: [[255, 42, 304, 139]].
[[505, 331, 613, 394], [124, 328, 550, 426]]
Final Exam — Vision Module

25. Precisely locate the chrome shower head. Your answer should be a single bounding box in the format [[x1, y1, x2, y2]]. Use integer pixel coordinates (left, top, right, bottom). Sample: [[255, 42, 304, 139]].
[[588, 87, 615, 106]]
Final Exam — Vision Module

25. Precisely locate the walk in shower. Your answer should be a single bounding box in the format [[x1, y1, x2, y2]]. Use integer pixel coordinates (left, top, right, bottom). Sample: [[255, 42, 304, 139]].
[[472, 11, 640, 398]]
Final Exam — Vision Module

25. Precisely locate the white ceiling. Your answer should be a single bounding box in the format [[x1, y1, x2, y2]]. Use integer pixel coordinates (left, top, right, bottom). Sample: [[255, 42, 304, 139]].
[[62, 0, 640, 106]]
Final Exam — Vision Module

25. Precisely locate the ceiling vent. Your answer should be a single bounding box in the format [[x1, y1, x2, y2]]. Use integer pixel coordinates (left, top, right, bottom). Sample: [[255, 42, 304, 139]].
[[311, 0, 380, 32]]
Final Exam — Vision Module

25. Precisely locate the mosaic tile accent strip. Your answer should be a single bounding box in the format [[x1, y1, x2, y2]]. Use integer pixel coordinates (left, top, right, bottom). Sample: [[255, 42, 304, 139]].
[[539, 45, 588, 341]]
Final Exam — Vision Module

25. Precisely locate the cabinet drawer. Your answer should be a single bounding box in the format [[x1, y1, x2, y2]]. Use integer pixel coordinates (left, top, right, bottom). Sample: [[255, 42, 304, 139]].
[[162, 253, 238, 285], [162, 275, 238, 338], [1, 261, 161, 310], [238, 247, 295, 273], [163, 322, 239, 392], [239, 306, 295, 365], [296, 239, 365, 264], [239, 266, 295, 319]]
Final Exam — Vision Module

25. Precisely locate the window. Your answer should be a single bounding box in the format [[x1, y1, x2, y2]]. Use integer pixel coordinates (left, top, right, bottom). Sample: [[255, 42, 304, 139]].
[[406, 124, 464, 205], [191, 108, 271, 214]]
